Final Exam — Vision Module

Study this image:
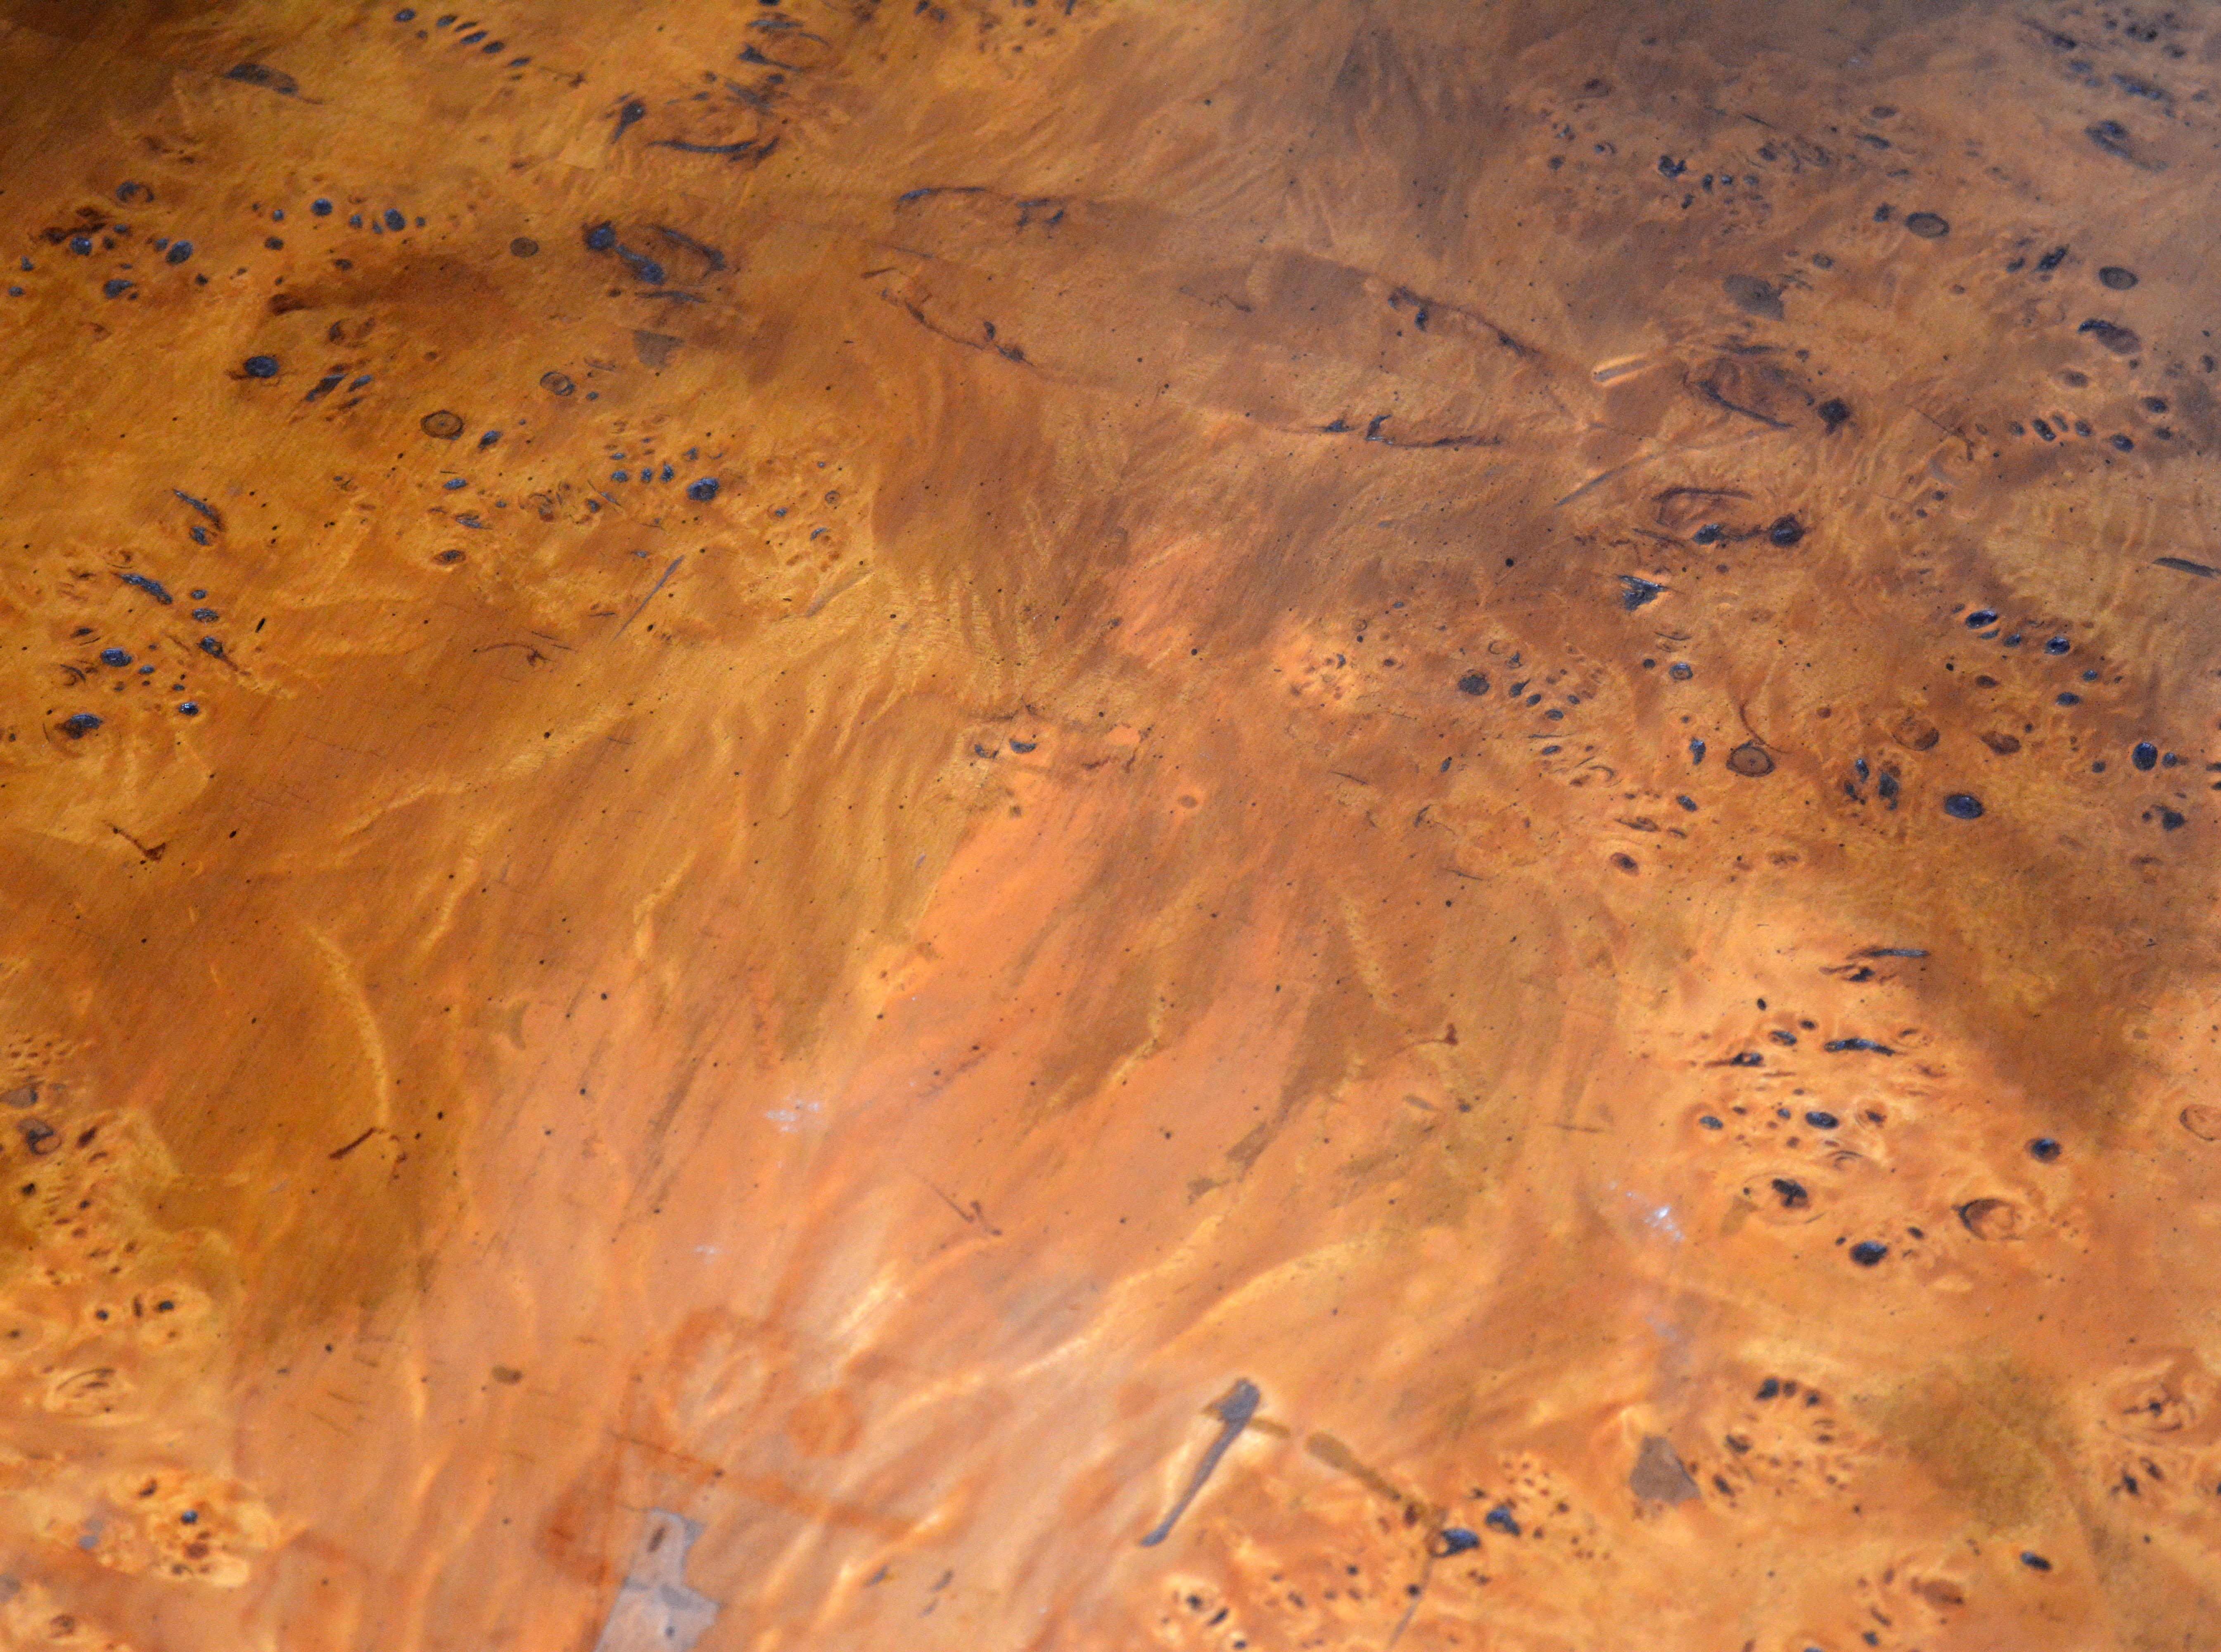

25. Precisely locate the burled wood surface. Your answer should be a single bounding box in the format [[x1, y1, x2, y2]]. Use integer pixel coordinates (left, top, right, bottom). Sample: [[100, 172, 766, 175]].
[[1, 1, 2218, 1647]]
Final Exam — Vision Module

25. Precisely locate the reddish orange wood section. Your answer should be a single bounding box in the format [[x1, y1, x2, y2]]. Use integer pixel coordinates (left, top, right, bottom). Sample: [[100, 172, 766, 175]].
[[0, 2, 2217, 1647]]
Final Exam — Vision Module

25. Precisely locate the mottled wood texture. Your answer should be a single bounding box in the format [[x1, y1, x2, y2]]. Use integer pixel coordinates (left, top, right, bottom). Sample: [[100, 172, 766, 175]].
[[0, 1, 2218, 1647]]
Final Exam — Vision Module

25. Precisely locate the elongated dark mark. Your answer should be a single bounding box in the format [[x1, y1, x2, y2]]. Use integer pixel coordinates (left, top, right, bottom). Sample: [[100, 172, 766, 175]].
[[2155, 556, 2218, 578], [108, 824, 165, 861], [1345, 413, 1496, 450], [615, 246, 666, 285], [896, 185, 987, 206], [1386, 284, 1530, 356], [653, 226, 727, 272], [328, 1127, 377, 1160], [224, 62, 299, 95], [653, 137, 777, 161], [619, 558, 685, 635], [117, 571, 173, 604], [750, 14, 827, 43], [738, 43, 800, 70], [613, 98, 647, 140], [1859, 947, 1927, 958], [1620, 575, 1666, 610], [172, 490, 224, 528], [1693, 377, 1789, 428], [1139, 1379, 1260, 1547]]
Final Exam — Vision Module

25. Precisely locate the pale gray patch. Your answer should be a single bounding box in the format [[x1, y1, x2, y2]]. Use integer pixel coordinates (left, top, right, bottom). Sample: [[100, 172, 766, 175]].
[[591, 1509, 719, 1652]]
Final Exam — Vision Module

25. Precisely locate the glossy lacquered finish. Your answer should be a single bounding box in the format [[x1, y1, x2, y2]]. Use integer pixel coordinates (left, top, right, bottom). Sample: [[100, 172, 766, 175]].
[[0, 1, 2215, 1647]]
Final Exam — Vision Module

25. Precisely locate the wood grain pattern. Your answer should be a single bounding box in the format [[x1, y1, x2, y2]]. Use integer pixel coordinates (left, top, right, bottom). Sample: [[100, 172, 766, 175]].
[[0, 1, 2218, 1646]]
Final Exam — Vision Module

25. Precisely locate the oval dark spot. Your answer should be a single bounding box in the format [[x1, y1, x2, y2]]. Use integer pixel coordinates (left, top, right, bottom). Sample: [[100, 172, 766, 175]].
[[1816, 398, 1851, 430], [2098, 266, 2138, 290], [1457, 672, 1489, 696], [1942, 793, 1984, 819], [383, 208, 406, 231], [115, 181, 151, 204], [2078, 318, 2141, 354], [1957, 1197, 2021, 1240], [59, 713, 102, 738], [1894, 715, 1939, 751], [1804, 1111, 1839, 1130], [1722, 274, 1785, 320], [242, 355, 280, 378], [1484, 1505, 1521, 1536], [1768, 515, 1804, 546], [2179, 1104, 2221, 1142], [1727, 742, 1774, 776], [584, 221, 617, 252], [2029, 1137, 2062, 1161], [510, 236, 539, 257], [539, 370, 575, 396], [2134, 741, 2158, 770], [1668, 662, 1694, 681], [166, 240, 194, 264], [1849, 1241, 1889, 1265], [1770, 1177, 1808, 1209], [312, 198, 332, 215], [2021, 1552, 2051, 1572], [686, 477, 719, 501], [178, 701, 199, 716], [420, 409, 465, 439], [99, 648, 131, 667], [434, 548, 466, 565], [2045, 636, 2070, 654], [1904, 211, 1949, 238], [1699, 1115, 1723, 1130]]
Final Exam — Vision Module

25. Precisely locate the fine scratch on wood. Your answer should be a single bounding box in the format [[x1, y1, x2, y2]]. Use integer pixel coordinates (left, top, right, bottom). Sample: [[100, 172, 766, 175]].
[[618, 558, 685, 635]]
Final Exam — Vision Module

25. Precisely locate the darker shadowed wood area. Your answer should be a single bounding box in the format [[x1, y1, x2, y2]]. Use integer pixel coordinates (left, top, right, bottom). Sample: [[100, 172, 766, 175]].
[[0, 0, 2219, 1647]]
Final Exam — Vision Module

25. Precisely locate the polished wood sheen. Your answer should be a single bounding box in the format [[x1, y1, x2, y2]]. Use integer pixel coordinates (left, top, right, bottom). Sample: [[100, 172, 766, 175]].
[[1, 1, 2217, 1646]]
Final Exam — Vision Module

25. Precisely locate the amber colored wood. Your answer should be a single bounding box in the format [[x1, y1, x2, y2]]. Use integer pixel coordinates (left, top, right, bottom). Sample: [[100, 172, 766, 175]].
[[0, 2, 2217, 1647]]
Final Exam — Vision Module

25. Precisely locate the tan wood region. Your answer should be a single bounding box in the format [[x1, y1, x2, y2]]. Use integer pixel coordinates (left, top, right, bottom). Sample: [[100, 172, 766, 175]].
[[0, 0, 2218, 1646]]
